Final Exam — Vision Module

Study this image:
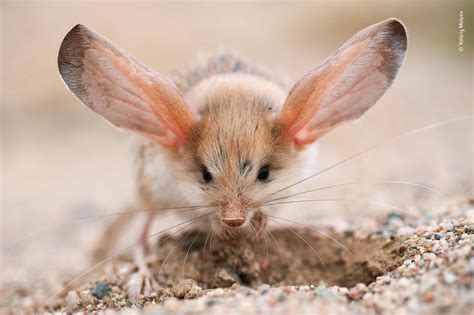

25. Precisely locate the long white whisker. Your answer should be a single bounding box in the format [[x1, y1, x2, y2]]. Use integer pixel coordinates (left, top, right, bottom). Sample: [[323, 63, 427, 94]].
[[8, 204, 213, 250], [263, 198, 416, 217], [267, 215, 354, 258], [272, 116, 470, 195], [261, 227, 270, 263], [158, 219, 209, 281], [261, 180, 450, 206], [269, 218, 326, 267], [202, 230, 212, 266], [209, 231, 217, 265], [181, 229, 203, 280], [266, 229, 284, 263]]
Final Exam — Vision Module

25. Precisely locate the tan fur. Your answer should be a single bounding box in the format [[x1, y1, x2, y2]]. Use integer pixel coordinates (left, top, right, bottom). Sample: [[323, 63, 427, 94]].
[[133, 56, 301, 235]]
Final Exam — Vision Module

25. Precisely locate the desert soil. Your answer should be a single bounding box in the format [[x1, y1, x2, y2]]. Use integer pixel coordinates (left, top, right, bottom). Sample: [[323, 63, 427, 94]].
[[1, 200, 473, 314]]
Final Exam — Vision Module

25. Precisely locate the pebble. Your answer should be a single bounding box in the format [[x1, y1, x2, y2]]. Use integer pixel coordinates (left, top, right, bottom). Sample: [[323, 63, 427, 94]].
[[422, 252, 437, 263], [378, 275, 391, 284], [398, 227, 415, 235], [163, 298, 180, 311], [184, 285, 204, 299], [441, 222, 454, 231], [442, 271, 457, 285], [65, 290, 79, 309], [347, 283, 367, 300], [173, 279, 202, 299], [92, 281, 110, 299], [338, 287, 349, 295], [464, 225, 474, 234], [214, 269, 240, 287], [208, 288, 225, 297], [398, 277, 411, 288]]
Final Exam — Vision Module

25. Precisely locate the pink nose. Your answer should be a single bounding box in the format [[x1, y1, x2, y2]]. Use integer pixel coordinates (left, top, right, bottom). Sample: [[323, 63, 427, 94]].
[[222, 218, 245, 227]]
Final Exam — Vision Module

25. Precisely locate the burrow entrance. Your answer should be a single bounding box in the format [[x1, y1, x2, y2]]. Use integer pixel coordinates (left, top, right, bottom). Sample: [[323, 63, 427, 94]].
[[149, 227, 416, 289]]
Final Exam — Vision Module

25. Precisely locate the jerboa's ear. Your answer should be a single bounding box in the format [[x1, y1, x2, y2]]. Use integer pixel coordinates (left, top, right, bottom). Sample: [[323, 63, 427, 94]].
[[277, 18, 407, 146], [58, 24, 195, 148]]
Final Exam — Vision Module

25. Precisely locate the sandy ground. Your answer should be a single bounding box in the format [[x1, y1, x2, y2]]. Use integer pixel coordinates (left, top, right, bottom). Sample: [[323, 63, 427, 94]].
[[1, 199, 472, 314]]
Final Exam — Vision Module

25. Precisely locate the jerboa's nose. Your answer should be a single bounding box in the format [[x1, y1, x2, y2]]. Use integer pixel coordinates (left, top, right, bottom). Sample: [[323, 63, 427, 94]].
[[222, 218, 245, 227]]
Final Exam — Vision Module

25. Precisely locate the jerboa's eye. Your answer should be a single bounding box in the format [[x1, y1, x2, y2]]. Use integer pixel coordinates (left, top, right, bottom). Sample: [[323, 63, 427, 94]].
[[202, 166, 213, 183], [257, 165, 270, 181]]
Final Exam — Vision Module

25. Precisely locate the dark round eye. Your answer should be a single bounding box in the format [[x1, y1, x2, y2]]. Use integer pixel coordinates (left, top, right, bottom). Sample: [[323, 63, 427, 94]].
[[202, 166, 213, 183], [257, 165, 270, 181]]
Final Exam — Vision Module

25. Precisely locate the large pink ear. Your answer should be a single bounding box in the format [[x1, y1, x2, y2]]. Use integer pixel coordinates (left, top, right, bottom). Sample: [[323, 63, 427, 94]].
[[277, 18, 407, 146], [58, 24, 195, 148]]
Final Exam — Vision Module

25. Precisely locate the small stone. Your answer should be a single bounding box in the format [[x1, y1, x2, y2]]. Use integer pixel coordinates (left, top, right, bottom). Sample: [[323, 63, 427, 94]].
[[92, 281, 110, 299], [173, 279, 199, 299], [442, 271, 457, 285], [434, 233, 442, 240], [464, 225, 474, 234], [379, 275, 391, 284], [424, 242, 434, 249], [423, 252, 437, 261], [398, 277, 411, 288], [163, 298, 180, 311], [206, 299, 220, 306], [422, 293, 435, 302], [259, 284, 270, 295], [208, 288, 225, 297], [66, 290, 79, 310], [441, 222, 454, 231], [343, 230, 354, 237], [277, 292, 286, 302], [338, 287, 349, 295], [184, 285, 204, 299], [213, 269, 240, 287], [347, 283, 367, 300], [398, 227, 415, 235]]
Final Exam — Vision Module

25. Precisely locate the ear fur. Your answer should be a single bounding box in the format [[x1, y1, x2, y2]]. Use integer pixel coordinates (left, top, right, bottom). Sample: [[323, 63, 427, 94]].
[[277, 18, 407, 146], [58, 24, 195, 148]]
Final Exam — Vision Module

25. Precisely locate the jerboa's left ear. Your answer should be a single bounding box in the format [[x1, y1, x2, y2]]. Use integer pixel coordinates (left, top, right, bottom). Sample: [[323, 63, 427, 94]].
[[58, 24, 195, 149], [276, 18, 407, 146]]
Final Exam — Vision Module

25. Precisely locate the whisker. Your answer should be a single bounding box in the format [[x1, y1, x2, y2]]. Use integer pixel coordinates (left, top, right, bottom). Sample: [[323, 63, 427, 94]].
[[266, 229, 284, 263], [267, 215, 354, 258], [8, 204, 214, 250], [260, 180, 450, 206], [38, 211, 213, 311], [370, 180, 451, 203], [201, 229, 211, 266], [248, 221, 257, 240], [248, 222, 259, 252], [260, 225, 270, 263], [209, 232, 217, 266], [181, 229, 203, 280], [262, 198, 416, 217], [269, 218, 326, 267], [157, 222, 203, 282], [271, 116, 470, 195]]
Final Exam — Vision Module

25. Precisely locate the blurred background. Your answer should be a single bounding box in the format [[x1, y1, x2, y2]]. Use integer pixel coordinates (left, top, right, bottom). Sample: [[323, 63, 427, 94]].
[[1, 1, 472, 286]]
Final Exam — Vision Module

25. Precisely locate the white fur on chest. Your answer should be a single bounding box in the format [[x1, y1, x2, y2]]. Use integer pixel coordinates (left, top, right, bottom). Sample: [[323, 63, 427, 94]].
[[132, 138, 205, 208]]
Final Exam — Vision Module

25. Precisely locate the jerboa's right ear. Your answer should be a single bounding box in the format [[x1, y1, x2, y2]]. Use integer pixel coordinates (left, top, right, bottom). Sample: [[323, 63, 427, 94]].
[[58, 24, 195, 148], [277, 18, 407, 146]]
